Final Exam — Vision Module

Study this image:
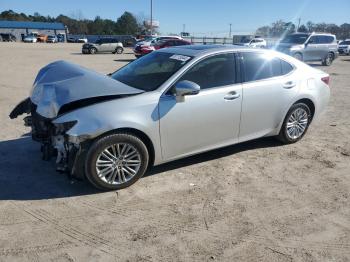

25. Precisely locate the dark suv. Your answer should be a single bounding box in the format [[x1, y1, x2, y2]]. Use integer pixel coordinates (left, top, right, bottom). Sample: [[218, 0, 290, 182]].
[[275, 33, 338, 66], [0, 33, 16, 42], [82, 38, 124, 54]]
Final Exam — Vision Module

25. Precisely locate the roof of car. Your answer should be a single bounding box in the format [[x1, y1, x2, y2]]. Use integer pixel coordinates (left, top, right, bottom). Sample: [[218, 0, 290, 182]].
[[158, 44, 250, 57]]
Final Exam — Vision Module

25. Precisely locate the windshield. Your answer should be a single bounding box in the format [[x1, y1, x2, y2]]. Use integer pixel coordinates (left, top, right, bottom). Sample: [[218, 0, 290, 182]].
[[340, 40, 350, 45], [281, 34, 310, 44], [111, 52, 192, 91]]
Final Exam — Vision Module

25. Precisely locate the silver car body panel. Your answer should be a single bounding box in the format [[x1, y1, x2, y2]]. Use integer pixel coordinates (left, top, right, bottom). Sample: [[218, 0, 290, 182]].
[[51, 46, 330, 166], [30, 60, 143, 118]]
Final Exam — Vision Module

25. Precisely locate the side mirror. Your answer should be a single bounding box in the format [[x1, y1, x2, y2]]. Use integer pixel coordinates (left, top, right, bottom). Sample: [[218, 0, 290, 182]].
[[174, 80, 200, 97]]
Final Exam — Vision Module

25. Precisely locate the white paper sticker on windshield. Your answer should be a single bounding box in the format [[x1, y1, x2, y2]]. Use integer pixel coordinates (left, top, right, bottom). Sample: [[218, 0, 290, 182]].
[[170, 54, 191, 62]]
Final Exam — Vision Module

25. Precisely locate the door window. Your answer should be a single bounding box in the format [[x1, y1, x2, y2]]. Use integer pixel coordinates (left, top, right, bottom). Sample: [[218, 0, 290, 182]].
[[178, 53, 236, 89]]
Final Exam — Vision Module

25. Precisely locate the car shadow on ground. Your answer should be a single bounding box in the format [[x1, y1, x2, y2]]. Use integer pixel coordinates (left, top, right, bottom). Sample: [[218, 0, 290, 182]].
[[147, 137, 281, 176], [0, 135, 282, 201], [308, 63, 325, 67]]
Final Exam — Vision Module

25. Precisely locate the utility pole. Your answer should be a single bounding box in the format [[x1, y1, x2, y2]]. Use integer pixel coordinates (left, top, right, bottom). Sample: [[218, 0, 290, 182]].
[[297, 18, 301, 32], [229, 23, 232, 38], [150, 0, 153, 35]]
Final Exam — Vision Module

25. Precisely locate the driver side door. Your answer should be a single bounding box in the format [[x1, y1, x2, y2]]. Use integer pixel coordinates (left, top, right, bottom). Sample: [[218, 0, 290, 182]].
[[159, 53, 242, 161]]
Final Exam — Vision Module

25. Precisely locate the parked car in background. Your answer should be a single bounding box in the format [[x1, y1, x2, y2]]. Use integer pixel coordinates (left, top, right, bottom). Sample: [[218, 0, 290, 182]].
[[47, 35, 58, 43], [67, 36, 77, 43], [134, 38, 190, 58], [77, 37, 88, 43], [23, 34, 37, 43], [338, 39, 350, 55], [10, 45, 330, 190], [82, 38, 124, 54], [275, 32, 338, 66], [37, 34, 48, 42], [237, 38, 267, 48], [135, 36, 183, 48], [0, 33, 16, 42]]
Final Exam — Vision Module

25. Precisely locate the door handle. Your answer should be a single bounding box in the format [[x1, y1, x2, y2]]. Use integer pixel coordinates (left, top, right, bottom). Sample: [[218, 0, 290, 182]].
[[283, 81, 296, 89], [224, 92, 240, 100]]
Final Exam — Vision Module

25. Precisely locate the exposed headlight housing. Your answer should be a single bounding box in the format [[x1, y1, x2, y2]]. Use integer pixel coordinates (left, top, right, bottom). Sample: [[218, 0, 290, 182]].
[[54, 120, 77, 134]]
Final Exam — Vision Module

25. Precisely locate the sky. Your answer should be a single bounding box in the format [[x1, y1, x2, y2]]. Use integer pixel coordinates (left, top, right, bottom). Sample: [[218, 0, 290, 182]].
[[1, 0, 349, 36]]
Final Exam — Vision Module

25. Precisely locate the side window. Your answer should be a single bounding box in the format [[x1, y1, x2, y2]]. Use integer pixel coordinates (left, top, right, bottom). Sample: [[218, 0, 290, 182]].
[[179, 53, 236, 89], [281, 60, 294, 75], [242, 52, 282, 82], [308, 36, 318, 44], [325, 36, 335, 43], [318, 36, 328, 44]]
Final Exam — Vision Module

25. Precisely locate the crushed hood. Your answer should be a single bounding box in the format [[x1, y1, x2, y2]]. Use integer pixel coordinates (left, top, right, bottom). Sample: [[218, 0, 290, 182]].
[[30, 60, 143, 118]]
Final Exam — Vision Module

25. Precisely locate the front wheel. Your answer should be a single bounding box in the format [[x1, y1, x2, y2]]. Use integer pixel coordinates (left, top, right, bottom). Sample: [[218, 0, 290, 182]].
[[85, 133, 149, 191], [293, 53, 303, 61], [277, 103, 312, 144], [89, 47, 97, 54]]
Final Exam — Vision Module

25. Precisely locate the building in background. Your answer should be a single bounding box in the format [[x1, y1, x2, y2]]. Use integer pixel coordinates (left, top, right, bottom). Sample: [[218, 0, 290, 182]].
[[0, 21, 67, 42]]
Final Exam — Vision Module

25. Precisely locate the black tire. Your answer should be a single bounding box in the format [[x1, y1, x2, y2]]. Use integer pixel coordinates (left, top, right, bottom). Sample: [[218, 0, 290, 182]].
[[322, 52, 334, 66], [293, 53, 303, 61], [277, 103, 312, 144], [116, 47, 123, 54], [89, 47, 97, 54], [85, 133, 149, 191]]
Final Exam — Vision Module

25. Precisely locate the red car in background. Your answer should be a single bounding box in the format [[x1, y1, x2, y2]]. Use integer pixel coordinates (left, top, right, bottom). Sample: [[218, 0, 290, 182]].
[[134, 39, 192, 58]]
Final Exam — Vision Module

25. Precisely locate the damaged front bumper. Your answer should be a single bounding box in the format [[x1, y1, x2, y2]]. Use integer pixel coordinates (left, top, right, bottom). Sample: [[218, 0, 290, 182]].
[[9, 98, 87, 179]]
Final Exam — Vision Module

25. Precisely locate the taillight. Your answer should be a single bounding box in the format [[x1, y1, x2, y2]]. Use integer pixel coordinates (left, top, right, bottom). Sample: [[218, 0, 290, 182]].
[[321, 76, 330, 85]]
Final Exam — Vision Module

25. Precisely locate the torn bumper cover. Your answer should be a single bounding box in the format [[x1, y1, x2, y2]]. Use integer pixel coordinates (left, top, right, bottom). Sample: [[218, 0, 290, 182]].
[[9, 98, 87, 178]]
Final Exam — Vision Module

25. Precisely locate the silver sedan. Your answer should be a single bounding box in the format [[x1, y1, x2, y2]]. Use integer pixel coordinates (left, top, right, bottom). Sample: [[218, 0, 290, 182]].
[[10, 45, 330, 190]]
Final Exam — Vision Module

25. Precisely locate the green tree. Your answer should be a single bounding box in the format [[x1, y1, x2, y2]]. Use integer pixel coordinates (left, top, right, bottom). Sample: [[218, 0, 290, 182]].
[[115, 12, 139, 35]]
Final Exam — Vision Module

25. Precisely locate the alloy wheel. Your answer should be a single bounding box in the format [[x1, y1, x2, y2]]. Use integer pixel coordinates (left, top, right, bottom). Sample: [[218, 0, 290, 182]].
[[286, 108, 309, 140], [95, 143, 141, 185]]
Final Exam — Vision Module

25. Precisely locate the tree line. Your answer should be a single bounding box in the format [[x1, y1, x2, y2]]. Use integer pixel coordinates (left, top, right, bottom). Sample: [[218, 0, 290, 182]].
[[0, 10, 147, 35], [256, 20, 350, 40]]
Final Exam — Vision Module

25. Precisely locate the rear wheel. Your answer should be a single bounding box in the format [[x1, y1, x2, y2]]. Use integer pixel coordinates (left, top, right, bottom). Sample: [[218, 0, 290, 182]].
[[85, 133, 149, 191], [277, 103, 312, 144], [115, 47, 124, 54], [322, 52, 334, 66]]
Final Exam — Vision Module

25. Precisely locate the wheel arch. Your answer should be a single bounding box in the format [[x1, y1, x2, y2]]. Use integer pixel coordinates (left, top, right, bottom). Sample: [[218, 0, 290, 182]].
[[294, 98, 315, 122], [94, 127, 155, 168]]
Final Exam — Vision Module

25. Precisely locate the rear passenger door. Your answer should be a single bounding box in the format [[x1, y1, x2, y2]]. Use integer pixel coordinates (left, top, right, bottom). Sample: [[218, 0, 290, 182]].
[[99, 39, 110, 52], [239, 52, 299, 142], [317, 35, 335, 59]]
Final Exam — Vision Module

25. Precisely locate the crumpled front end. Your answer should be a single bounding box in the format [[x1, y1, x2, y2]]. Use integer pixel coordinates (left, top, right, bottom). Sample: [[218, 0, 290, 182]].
[[9, 60, 143, 179]]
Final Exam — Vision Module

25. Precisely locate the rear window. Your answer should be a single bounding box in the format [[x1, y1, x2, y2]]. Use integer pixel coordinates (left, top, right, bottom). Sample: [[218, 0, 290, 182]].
[[242, 52, 294, 82]]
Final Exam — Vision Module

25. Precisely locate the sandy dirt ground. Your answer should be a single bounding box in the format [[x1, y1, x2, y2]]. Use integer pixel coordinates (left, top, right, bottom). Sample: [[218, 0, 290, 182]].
[[0, 42, 349, 262]]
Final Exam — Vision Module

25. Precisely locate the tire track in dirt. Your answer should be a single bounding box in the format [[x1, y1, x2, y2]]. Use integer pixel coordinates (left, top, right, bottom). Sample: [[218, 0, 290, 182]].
[[0, 240, 72, 257], [12, 203, 117, 256], [248, 234, 350, 254]]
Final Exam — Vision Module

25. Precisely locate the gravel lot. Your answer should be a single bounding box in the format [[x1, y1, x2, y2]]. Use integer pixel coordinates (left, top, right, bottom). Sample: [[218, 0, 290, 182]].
[[0, 42, 349, 262]]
